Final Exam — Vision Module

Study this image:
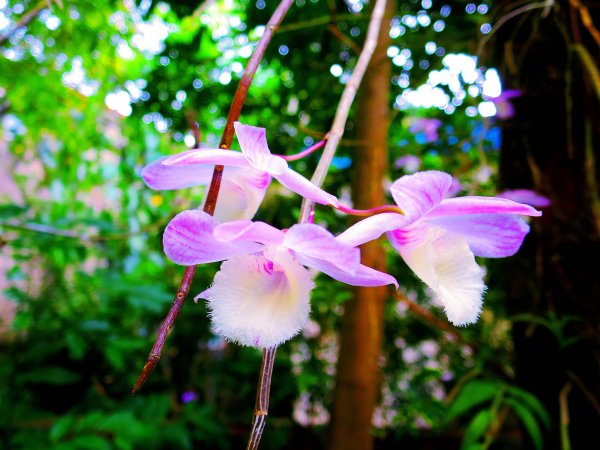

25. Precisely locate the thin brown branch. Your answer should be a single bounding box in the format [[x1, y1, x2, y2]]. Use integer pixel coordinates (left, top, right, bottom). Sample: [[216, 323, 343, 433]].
[[132, 0, 295, 395], [327, 24, 361, 54], [393, 291, 464, 343], [277, 13, 365, 33], [569, 0, 600, 48], [298, 0, 388, 223]]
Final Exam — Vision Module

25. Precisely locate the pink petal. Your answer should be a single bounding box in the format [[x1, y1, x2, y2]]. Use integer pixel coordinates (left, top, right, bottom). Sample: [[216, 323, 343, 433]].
[[390, 171, 453, 221], [204, 168, 271, 222], [142, 156, 214, 190], [284, 224, 360, 275], [214, 220, 284, 246], [163, 209, 262, 265], [336, 213, 408, 247], [425, 214, 531, 258], [275, 168, 338, 206], [300, 257, 398, 288], [428, 196, 542, 218], [161, 148, 251, 168], [234, 122, 288, 175]]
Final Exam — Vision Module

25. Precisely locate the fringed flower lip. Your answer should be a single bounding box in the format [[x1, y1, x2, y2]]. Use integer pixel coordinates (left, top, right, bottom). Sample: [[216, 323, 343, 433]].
[[162, 209, 398, 348], [159, 122, 338, 208], [337, 170, 542, 326]]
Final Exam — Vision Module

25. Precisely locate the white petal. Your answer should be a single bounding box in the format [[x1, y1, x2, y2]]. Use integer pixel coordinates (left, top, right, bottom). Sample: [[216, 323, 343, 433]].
[[398, 227, 486, 326], [201, 167, 271, 222], [202, 250, 315, 348]]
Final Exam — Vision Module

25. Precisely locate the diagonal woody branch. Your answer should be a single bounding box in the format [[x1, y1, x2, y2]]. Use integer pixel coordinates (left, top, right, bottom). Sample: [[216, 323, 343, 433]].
[[132, 0, 296, 394]]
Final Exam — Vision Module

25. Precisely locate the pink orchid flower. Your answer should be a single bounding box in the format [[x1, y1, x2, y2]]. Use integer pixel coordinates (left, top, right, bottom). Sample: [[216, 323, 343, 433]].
[[162, 209, 397, 348], [143, 122, 337, 222], [337, 171, 542, 326], [142, 156, 270, 222]]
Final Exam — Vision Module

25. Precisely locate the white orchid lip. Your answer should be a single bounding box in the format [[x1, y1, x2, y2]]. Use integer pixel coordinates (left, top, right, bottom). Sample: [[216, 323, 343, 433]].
[[200, 251, 314, 349]]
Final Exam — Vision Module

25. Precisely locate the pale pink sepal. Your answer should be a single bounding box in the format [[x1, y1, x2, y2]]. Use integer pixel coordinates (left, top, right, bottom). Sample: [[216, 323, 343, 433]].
[[213, 220, 285, 246], [429, 196, 542, 218], [162, 209, 263, 265], [336, 213, 408, 248], [142, 156, 214, 190], [284, 223, 360, 275], [425, 214, 531, 258], [233, 122, 288, 175], [161, 148, 251, 168], [390, 171, 453, 220], [275, 168, 338, 206], [203, 168, 271, 222], [299, 256, 399, 288]]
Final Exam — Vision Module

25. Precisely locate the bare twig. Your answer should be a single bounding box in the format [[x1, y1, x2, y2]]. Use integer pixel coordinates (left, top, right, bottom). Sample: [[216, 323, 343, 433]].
[[132, 0, 295, 395], [569, 0, 600, 49]]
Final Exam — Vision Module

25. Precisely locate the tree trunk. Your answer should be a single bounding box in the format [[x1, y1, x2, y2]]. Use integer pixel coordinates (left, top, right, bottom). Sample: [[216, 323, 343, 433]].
[[494, 2, 600, 449], [327, 3, 393, 450]]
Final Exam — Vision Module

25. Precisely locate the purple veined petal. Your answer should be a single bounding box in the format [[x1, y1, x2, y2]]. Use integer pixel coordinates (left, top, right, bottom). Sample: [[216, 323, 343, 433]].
[[284, 223, 360, 275], [425, 214, 531, 258], [204, 251, 314, 348], [161, 148, 252, 169], [275, 167, 339, 206], [390, 171, 453, 221], [497, 189, 551, 208], [428, 196, 542, 219], [214, 220, 285, 246], [336, 213, 409, 247], [397, 226, 485, 326], [163, 209, 263, 265], [233, 122, 288, 175], [141, 156, 215, 190], [202, 167, 271, 222], [299, 256, 398, 288]]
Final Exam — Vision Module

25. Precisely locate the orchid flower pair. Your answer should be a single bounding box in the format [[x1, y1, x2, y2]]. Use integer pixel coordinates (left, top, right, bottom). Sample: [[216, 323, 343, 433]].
[[143, 122, 541, 348]]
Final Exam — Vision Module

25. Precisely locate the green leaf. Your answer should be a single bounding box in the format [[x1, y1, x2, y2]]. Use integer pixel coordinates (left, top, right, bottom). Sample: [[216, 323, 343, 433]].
[[461, 410, 493, 450], [50, 415, 76, 443], [505, 397, 544, 450], [0, 204, 27, 219], [53, 435, 111, 450], [506, 386, 551, 429], [447, 380, 501, 422], [20, 367, 81, 385]]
